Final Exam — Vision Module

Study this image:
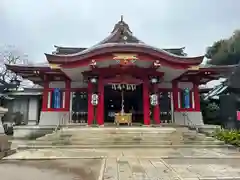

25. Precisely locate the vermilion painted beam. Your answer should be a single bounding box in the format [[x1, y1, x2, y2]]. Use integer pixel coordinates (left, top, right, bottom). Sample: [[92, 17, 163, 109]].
[[65, 80, 71, 110], [172, 81, 178, 110], [153, 84, 160, 124], [143, 77, 150, 125], [82, 66, 164, 78], [97, 76, 104, 125], [87, 82, 94, 125], [42, 78, 49, 111], [193, 83, 201, 111]]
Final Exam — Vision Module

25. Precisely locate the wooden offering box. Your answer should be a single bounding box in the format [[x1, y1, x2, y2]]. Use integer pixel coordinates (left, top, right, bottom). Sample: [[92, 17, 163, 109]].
[[115, 113, 132, 126]]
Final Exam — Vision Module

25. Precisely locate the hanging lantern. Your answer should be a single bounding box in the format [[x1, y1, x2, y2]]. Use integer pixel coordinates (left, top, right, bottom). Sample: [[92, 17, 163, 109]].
[[90, 77, 97, 83], [150, 94, 158, 106], [150, 77, 158, 84], [91, 93, 98, 106]]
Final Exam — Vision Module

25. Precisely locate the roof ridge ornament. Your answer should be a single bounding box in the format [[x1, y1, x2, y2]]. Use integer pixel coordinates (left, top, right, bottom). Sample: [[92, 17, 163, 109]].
[[111, 16, 132, 34]]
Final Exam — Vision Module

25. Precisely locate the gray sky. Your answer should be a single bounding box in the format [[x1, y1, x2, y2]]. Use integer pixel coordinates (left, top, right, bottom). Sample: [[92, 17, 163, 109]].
[[0, 0, 239, 63]]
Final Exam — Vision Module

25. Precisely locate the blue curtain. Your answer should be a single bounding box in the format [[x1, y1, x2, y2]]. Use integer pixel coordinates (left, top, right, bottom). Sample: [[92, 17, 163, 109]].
[[184, 88, 190, 108], [53, 88, 61, 108]]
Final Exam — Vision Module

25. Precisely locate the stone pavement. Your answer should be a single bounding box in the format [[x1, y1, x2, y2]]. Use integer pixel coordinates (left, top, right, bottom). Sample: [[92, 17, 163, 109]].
[[2, 147, 240, 180]]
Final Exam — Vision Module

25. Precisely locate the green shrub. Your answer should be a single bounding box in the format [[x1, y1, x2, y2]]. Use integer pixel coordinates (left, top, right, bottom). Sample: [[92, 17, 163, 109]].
[[213, 129, 240, 146]]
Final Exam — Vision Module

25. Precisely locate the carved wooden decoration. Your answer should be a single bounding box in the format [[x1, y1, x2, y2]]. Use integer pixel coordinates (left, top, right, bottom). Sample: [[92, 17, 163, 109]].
[[113, 53, 138, 66]]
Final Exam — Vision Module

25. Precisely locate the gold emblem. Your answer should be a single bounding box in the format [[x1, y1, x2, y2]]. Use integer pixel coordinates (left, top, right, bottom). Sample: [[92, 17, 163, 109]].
[[49, 64, 60, 69], [113, 53, 138, 66], [113, 53, 138, 60], [187, 66, 199, 70]]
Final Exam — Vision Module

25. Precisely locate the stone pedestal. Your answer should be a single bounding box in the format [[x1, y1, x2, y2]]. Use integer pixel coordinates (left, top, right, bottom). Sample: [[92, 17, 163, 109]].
[[0, 106, 11, 158], [0, 107, 8, 134]]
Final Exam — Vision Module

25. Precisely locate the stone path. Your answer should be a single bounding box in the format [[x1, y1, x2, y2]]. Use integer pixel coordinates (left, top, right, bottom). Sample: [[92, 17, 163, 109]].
[[2, 148, 240, 180]]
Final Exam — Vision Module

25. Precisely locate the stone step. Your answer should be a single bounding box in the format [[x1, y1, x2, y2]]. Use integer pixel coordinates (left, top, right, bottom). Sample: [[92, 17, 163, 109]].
[[26, 141, 173, 146], [17, 144, 232, 150], [38, 132, 215, 143], [60, 134, 171, 137], [30, 127, 224, 151], [59, 132, 175, 137], [41, 134, 173, 140], [61, 127, 176, 134], [36, 136, 216, 143], [22, 140, 225, 146]]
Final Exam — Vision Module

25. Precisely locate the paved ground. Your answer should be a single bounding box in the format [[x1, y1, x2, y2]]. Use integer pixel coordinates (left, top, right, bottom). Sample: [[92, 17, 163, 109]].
[[2, 148, 240, 180], [0, 159, 102, 180], [2, 127, 240, 179]]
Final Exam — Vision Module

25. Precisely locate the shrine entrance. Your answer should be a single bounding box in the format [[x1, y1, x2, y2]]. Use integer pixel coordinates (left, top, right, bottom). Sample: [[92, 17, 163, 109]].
[[104, 84, 143, 124]]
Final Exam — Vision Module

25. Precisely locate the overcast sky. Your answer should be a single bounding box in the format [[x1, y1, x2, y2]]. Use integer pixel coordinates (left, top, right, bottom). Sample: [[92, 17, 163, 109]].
[[0, 0, 239, 63]]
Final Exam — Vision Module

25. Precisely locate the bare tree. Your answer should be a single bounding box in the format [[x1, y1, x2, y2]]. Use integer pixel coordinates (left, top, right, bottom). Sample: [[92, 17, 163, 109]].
[[0, 45, 28, 85]]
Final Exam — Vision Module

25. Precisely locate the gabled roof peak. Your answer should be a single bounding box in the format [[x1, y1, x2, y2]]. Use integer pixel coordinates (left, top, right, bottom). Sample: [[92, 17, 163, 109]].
[[111, 15, 132, 34]]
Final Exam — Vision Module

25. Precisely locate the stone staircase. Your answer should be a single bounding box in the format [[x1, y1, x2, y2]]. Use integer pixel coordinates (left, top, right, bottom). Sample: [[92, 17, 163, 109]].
[[16, 126, 229, 149]]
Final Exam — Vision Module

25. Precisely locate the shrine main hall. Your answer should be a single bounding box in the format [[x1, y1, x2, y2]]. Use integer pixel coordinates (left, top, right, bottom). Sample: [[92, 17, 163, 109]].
[[7, 17, 233, 126]]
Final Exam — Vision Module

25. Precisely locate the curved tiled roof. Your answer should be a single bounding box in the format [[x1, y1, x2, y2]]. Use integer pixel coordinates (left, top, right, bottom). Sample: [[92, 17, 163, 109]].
[[53, 46, 87, 55], [45, 17, 204, 65], [5, 62, 50, 68], [53, 45, 186, 56], [45, 43, 204, 65], [49, 43, 193, 59]]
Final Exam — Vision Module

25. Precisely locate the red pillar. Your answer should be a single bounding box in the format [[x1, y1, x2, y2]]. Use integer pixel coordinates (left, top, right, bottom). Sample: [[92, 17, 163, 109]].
[[65, 80, 71, 110], [153, 84, 160, 124], [193, 83, 201, 111], [172, 81, 178, 110], [87, 81, 94, 125], [42, 78, 49, 111], [97, 76, 104, 125], [143, 78, 150, 125]]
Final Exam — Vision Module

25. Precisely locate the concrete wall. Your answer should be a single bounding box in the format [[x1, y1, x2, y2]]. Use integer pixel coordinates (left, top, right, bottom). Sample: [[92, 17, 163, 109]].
[[39, 111, 70, 126], [174, 111, 204, 126], [5, 96, 40, 125], [172, 81, 204, 125], [49, 81, 65, 88], [49, 81, 88, 89], [71, 81, 87, 88], [27, 97, 39, 125], [178, 82, 193, 89], [158, 82, 172, 89]]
